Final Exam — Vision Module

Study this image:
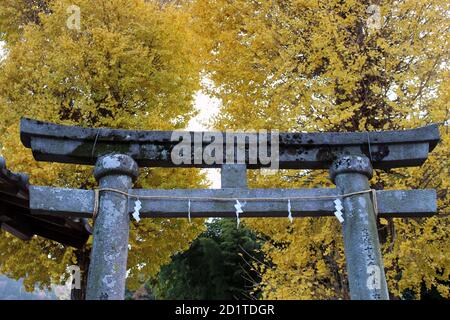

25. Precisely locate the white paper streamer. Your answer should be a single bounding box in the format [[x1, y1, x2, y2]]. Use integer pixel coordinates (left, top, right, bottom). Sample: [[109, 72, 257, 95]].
[[234, 199, 243, 228], [334, 199, 344, 223], [288, 199, 293, 223], [132, 199, 142, 222], [188, 200, 191, 223]]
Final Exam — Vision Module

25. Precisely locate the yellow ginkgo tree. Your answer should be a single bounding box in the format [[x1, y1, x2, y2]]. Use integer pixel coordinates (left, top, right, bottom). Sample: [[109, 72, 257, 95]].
[[0, 0, 207, 296], [190, 0, 449, 299]]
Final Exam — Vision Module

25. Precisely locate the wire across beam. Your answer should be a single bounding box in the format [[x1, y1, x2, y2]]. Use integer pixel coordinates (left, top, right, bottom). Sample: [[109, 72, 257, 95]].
[[29, 186, 437, 219]]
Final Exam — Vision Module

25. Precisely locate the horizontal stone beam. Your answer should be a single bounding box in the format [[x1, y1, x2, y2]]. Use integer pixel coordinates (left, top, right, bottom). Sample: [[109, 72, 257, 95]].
[[20, 118, 440, 169], [30, 186, 437, 218]]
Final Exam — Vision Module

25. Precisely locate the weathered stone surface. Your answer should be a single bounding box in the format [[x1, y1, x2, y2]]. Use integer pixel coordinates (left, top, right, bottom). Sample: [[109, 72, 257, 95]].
[[331, 155, 389, 300], [20, 118, 440, 169], [329, 155, 373, 182], [30, 186, 437, 218], [93, 153, 139, 181], [86, 154, 138, 300], [221, 164, 247, 188]]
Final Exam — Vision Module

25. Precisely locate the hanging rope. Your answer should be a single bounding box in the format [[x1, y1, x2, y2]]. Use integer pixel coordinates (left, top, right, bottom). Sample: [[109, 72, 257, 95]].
[[371, 189, 378, 217], [92, 189, 100, 223], [367, 132, 373, 162], [91, 129, 100, 160], [92, 188, 376, 202], [91, 188, 379, 218]]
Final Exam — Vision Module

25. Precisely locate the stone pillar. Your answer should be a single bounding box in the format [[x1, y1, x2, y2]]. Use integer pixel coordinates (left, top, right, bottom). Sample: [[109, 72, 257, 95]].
[[86, 154, 138, 300], [329, 155, 389, 300], [221, 164, 247, 188]]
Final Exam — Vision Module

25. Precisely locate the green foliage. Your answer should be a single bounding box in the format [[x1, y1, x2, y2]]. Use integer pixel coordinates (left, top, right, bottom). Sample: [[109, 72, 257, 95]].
[[152, 219, 264, 300]]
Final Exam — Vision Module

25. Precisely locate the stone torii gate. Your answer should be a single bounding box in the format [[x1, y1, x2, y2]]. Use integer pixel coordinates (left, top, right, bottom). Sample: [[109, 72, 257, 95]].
[[20, 118, 440, 300]]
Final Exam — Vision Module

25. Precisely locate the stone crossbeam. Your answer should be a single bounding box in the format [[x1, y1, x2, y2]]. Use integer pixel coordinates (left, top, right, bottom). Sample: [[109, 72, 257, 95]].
[[30, 186, 437, 219]]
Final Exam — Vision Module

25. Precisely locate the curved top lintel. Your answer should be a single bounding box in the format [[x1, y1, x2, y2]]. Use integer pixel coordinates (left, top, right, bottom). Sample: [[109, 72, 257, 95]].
[[19, 118, 441, 169]]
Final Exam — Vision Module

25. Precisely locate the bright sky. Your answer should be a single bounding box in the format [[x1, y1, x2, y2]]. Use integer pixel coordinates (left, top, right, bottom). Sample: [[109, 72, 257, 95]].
[[188, 91, 222, 188]]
